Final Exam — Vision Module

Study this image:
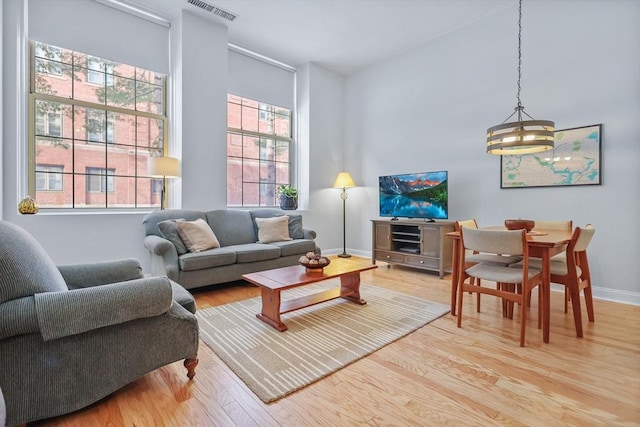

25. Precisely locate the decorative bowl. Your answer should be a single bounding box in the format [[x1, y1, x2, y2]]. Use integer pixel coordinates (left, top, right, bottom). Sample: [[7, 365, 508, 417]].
[[298, 255, 331, 270], [504, 219, 535, 232]]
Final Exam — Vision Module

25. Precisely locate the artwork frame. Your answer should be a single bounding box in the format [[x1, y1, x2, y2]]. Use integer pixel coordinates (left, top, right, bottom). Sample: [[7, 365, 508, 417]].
[[500, 124, 602, 188]]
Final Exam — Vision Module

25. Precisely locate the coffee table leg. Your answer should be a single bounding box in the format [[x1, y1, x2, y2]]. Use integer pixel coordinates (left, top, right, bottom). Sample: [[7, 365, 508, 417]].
[[256, 288, 288, 331], [340, 273, 367, 305]]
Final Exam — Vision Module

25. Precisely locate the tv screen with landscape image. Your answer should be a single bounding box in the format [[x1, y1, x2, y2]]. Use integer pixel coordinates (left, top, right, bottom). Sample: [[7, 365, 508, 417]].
[[379, 171, 448, 220]]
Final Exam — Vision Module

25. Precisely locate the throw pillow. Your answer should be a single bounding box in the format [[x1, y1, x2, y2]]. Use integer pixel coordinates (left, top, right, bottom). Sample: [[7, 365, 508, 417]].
[[287, 215, 304, 239], [157, 219, 189, 255], [176, 218, 220, 253], [255, 216, 292, 244]]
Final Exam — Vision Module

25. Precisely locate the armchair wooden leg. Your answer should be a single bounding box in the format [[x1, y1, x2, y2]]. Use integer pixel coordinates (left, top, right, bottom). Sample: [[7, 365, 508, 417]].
[[184, 356, 199, 380]]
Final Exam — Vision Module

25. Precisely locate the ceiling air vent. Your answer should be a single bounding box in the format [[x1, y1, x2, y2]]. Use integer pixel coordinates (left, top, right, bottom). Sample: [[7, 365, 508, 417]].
[[187, 0, 237, 21]]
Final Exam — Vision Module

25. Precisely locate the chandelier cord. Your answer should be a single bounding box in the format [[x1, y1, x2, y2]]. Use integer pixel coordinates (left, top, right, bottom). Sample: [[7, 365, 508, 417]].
[[516, 0, 523, 120]]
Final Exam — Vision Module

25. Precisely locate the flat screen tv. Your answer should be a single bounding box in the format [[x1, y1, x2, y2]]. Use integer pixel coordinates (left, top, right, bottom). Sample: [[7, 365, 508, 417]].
[[379, 171, 448, 221]]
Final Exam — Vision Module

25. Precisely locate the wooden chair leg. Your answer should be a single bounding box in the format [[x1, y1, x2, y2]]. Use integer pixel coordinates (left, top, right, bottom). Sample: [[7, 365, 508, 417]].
[[456, 275, 466, 328], [519, 287, 528, 347], [568, 281, 584, 338], [583, 283, 595, 322], [184, 356, 199, 380]]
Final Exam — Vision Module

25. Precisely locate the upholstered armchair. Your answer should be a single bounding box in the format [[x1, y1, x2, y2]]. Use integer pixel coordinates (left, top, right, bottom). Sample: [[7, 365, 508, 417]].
[[0, 221, 199, 426]]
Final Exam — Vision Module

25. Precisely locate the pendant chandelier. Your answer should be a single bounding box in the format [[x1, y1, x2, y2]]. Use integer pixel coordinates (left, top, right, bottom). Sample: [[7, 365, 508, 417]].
[[486, 0, 554, 155]]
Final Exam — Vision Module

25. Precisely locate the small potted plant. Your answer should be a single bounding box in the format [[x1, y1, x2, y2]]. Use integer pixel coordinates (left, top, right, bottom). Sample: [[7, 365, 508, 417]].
[[277, 184, 298, 210]]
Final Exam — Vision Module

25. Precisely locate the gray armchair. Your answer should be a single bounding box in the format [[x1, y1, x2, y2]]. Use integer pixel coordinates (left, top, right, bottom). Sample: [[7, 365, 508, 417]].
[[0, 221, 199, 426]]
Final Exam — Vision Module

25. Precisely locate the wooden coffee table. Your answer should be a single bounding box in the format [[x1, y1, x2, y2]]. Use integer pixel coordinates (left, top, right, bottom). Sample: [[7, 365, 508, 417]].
[[242, 260, 378, 332]]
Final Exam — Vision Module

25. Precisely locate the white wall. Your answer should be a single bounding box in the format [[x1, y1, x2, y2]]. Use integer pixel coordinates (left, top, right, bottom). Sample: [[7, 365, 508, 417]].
[[345, 0, 640, 303], [3, 0, 638, 304], [298, 63, 348, 254]]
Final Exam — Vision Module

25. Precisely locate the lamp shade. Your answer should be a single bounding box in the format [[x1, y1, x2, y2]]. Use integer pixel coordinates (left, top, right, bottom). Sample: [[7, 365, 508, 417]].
[[147, 157, 180, 178], [333, 172, 355, 189]]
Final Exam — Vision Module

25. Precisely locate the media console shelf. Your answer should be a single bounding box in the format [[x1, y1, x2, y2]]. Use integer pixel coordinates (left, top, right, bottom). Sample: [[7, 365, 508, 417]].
[[371, 219, 454, 278]]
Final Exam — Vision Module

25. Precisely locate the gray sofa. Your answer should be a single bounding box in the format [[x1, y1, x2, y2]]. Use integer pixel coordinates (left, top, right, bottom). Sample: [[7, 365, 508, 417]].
[[143, 208, 320, 289], [0, 220, 199, 426]]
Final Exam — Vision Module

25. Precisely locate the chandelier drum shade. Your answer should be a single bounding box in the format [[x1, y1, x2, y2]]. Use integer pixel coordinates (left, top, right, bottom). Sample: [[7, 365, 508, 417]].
[[486, 0, 554, 155], [487, 116, 555, 155]]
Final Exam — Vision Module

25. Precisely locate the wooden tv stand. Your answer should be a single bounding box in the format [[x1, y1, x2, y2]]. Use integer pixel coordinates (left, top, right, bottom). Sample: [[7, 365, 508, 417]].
[[371, 219, 454, 278]]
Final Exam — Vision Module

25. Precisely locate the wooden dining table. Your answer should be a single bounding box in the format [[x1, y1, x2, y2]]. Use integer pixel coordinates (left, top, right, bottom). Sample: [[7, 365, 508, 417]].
[[446, 226, 572, 344]]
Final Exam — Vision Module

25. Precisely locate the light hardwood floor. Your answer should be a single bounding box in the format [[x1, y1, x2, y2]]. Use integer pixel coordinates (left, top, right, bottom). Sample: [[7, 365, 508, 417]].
[[31, 257, 640, 426]]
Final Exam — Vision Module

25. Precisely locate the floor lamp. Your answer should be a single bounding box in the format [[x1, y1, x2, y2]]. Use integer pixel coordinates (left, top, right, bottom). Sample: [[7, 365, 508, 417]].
[[147, 156, 180, 210], [333, 172, 355, 258]]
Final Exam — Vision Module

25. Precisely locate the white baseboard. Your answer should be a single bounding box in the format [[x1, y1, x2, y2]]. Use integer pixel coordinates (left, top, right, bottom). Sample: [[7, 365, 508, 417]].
[[325, 248, 640, 307]]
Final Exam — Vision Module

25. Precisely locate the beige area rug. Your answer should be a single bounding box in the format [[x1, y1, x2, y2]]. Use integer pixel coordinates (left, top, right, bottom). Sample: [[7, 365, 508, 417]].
[[196, 281, 450, 403]]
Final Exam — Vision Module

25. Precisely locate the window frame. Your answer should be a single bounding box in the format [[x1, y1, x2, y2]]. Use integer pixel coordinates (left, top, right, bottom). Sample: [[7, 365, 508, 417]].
[[226, 94, 294, 208], [28, 41, 169, 210]]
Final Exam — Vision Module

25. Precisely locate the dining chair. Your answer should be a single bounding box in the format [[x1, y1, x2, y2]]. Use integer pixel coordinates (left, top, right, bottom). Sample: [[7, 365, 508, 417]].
[[455, 220, 523, 313], [533, 220, 572, 261], [511, 224, 595, 337], [456, 228, 542, 347]]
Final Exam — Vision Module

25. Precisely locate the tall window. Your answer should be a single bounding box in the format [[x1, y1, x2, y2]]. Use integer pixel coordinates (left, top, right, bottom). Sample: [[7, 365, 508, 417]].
[[227, 94, 292, 207], [29, 41, 167, 209]]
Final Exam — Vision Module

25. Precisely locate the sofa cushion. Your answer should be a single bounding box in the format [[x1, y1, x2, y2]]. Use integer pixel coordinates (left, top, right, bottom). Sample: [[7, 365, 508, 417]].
[[206, 210, 256, 246], [0, 221, 68, 303], [177, 219, 220, 253], [157, 219, 189, 255], [255, 216, 292, 244], [250, 209, 304, 240], [288, 215, 304, 239], [269, 239, 317, 257], [179, 247, 236, 271], [225, 243, 281, 263]]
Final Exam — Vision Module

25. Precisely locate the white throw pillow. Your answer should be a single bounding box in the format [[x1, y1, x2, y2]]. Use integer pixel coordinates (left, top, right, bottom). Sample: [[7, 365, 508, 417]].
[[255, 216, 292, 244], [176, 218, 220, 252]]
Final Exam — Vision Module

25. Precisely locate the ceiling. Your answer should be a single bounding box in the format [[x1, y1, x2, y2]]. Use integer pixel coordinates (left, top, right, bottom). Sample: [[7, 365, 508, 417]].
[[125, 0, 514, 76]]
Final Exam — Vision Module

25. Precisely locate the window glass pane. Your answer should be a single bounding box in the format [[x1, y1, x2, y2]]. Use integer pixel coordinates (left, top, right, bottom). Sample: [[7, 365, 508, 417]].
[[105, 75, 136, 110], [227, 132, 243, 158], [35, 173, 72, 208], [242, 182, 259, 206], [106, 143, 136, 173], [243, 135, 260, 160], [258, 110, 274, 134], [85, 108, 107, 142], [35, 100, 71, 138], [138, 117, 163, 152], [275, 140, 289, 162], [227, 157, 242, 206], [241, 104, 258, 132], [243, 158, 259, 183], [72, 65, 103, 104], [36, 137, 73, 167], [106, 176, 136, 208], [135, 81, 163, 114], [275, 112, 290, 137], [275, 162, 290, 183], [228, 101, 241, 129]]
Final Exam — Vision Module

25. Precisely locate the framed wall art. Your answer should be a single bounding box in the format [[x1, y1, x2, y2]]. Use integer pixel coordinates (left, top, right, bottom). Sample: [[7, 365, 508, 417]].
[[500, 124, 602, 188]]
